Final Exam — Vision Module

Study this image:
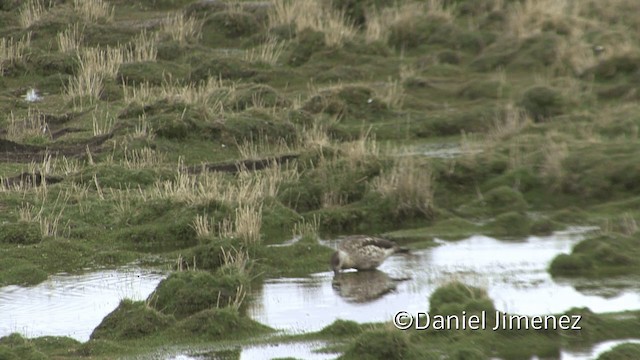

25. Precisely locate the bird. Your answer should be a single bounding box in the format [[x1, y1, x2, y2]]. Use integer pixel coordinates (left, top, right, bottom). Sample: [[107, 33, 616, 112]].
[[330, 235, 410, 275]]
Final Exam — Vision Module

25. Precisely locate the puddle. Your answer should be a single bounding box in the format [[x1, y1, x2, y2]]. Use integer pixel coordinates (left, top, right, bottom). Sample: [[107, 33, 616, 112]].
[[167, 341, 338, 360], [249, 227, 640, 333], [0, 267, 166, 341]]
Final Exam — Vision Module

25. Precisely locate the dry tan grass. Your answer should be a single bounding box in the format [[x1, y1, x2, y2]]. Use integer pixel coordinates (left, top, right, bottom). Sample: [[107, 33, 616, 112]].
[[128, 30, 158, 62], [236, 135, 292, 160], [161, 13, 203, 45], [19, 0, 49, 29], [5, 109, 49, 142], [0, 33, 32, 76], [192, 213, 213, 238], [365, 2, 424, 44], [18, 192, 70, 238], [91, 110, 115, 136], [539, 134, 568, 188], [243, 35, 286, 65], [73, 0, 114, 23], [487, 103, 531, 143], [234, 204, 263, 245], [372, 155, 434, 218], [122, 146, 166, 169], [292, 215, 320, 239], [507, 0, 575, 39], [57, 23, 84, 53], [269, 0, 356, 47], [377, 77, 405, 110], [157, 76, 231, 113]]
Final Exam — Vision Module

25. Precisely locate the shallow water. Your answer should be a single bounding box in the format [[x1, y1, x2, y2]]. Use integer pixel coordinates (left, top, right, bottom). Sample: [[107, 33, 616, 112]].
[[248, 227, 640, 333], [167, 338, 640, 360], [0, 267, 166, 341], [167, 341, 338, 360]]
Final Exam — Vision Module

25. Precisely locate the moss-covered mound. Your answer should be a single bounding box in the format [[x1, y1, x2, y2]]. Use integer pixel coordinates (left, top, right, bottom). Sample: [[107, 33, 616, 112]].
[[341, 329, 412, 360], [147, 268, 249, 319], [90, 299, 175, 340], [429, 281, 496, 317], [550, 234, 639, 277], [175, 307, 272, 339]]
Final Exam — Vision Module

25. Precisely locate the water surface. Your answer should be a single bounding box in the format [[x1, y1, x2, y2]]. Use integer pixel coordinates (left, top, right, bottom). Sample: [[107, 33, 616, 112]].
[[249, 228, 640, 333], [0, 267, 166, 341]]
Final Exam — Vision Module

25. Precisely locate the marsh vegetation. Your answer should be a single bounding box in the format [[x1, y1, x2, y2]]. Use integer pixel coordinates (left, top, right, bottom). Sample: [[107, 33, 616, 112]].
[[1, 0, 640, 358]]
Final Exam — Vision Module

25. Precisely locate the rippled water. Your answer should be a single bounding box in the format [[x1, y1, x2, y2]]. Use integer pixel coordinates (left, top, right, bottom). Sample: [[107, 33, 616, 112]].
[[248, 227, 640, 333], [0, 267, 166, 341]]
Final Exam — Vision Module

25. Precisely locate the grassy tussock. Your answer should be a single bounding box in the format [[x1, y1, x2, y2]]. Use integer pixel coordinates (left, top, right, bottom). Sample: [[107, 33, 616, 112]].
[[19, 0, 49, 29], [73, 0, 114, 23], [372, 155, 434, 218], [507, 0, 576, 40], [91, 110, 115, 136], [161, 13, 203, 45], [269, 0, 356, 47], [5, 109, 49, 142], [18, 193, 69, 238], [236, 136, 293, 159], [122, 146, 165, 169], [292, 215, 320, 240], [0, 33, 32, 76], [539, 135, 568, 188], [242, 36, 286, 65], [57, 23, 84, 53], [128, 30, 158, 63], [487, 103, 531, 143]]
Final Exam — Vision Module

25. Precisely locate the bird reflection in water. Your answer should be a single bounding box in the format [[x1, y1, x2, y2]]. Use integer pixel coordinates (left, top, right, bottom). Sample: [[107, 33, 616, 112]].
[[332, 270, 403, 303]]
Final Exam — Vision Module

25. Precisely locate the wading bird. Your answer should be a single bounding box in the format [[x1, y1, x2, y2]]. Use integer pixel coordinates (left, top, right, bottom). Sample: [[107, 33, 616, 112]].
[[330, 235, 409, 275]]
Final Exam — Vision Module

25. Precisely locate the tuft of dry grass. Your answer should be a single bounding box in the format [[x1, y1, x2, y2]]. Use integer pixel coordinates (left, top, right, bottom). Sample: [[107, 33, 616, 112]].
[[57, 23, 84, 53], [66, 45, 131, 107], [122, 146, 166, 169], [0, 33, 32, 76], [372, 155, 434, 218], [539, 134, 568, 188], [292, 215, 320, 240], [192, 213, 213, 238], [243, 35, 286, 65], [487, 103, 531, 143], [19, 0, 49, 29], [91, 110, 115, 136], [19, 192, 70, 238], [233, 204, 263, 245], [161, 13, 203, 45], [6, 109, 49, 142], [269, 0, 356, 47], [128, 29, 158, 62], [73, 0, 114, 23]]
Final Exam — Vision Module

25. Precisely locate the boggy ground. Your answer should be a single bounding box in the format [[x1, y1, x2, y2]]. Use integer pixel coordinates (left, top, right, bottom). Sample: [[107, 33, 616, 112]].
[[1, 0, 640, 358]]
